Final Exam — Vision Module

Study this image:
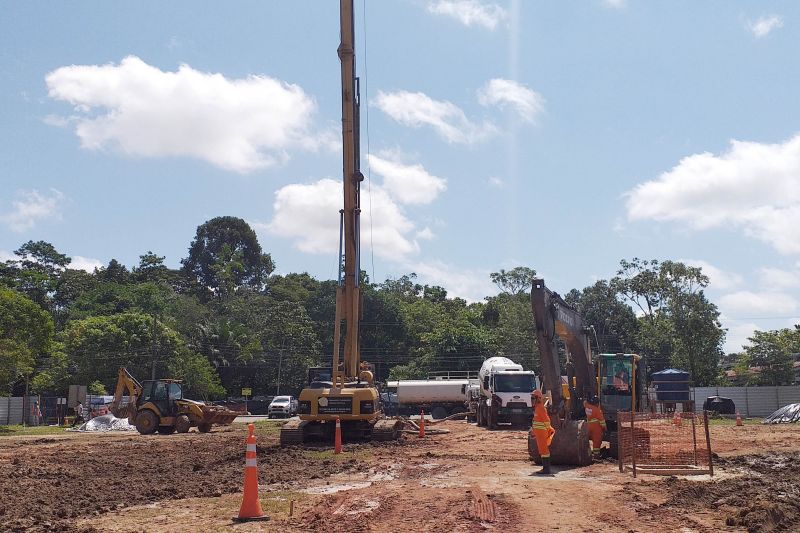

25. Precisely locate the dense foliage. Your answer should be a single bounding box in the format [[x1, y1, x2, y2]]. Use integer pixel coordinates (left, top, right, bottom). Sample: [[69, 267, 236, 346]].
[[0, 220, 736, 397]]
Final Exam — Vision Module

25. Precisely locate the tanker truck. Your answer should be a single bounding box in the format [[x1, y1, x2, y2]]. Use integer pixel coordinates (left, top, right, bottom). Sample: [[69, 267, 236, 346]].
[[475, 357, 539, 429], [383, 379, 475, 419]]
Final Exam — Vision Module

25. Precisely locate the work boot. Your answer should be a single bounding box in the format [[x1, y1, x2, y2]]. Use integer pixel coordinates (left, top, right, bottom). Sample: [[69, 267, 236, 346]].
[[537, 457, 552, 475]]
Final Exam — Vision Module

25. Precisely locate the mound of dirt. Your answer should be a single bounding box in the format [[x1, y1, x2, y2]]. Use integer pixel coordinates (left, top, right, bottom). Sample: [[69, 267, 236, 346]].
[[641, 453, 800, 533], [0, 432, 364, 532]]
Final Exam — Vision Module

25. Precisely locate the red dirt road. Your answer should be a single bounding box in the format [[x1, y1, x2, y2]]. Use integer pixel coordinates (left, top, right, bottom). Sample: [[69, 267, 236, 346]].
[[2, 420, 799, 532]]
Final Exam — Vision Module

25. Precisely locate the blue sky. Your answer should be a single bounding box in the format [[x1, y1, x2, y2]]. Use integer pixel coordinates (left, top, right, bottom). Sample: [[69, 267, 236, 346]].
[[1, 0, 799, 353]]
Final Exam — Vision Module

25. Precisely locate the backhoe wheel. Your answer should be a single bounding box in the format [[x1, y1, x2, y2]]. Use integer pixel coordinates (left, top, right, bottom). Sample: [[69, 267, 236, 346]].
[[157, 425, 176, 435], [198, 423, 212, 433], [175, 415, 191, 434], [135, 410, 159, 435]]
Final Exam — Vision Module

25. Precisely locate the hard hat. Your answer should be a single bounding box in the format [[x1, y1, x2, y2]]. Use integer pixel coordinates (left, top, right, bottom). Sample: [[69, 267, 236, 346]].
[[532, 389, 543, 399], [589, 394, 600, 405]]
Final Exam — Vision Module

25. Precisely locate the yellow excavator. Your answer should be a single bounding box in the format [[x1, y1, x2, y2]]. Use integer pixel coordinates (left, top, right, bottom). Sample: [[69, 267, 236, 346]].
[[279, 0, 402, 445], [109, 367, 238, 435]]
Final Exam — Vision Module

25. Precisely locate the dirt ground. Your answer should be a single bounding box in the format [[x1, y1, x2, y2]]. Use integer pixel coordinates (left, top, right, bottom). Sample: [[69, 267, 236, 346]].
[[2, 421, 799, 533]]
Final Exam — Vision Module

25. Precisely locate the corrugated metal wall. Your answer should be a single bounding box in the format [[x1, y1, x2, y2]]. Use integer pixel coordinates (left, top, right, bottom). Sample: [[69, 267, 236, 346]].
[[693, 386, 800, 417], [0, 397, 39, 425]]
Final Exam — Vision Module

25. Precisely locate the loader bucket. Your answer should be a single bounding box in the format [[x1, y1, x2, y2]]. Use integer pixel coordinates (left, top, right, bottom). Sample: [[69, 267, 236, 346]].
[[528, 419, 592, 466], [199, 404, 239, 426]]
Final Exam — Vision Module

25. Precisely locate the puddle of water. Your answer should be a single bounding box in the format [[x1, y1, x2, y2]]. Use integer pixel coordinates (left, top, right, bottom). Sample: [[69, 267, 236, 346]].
[[302, 481, 373, 494]]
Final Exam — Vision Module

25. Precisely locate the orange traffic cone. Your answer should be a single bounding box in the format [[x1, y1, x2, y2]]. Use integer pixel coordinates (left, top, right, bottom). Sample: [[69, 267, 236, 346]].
[[419, 408, 425, 438], [736, 412, 743, 426], [673, 410, 681, 427], [235, 423, 269, 522], [334, 415, 342, 454]]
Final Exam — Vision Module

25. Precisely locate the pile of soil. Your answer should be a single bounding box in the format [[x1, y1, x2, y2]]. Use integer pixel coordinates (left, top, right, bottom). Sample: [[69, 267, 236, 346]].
[[0, 432, 364, 532], [641, 453, 800, 533]]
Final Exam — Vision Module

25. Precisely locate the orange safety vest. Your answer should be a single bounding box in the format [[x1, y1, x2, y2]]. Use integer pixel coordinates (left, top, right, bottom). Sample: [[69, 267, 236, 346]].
[[531, 402, 556, 457], [583, 402, 607, 429]]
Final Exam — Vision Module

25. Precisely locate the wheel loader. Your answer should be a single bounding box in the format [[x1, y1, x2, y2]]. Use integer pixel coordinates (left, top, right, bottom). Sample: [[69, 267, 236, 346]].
[[109, 367, 238, 435]]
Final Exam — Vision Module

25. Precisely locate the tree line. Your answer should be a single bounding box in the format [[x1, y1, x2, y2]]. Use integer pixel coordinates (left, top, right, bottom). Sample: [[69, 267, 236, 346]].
[[1, 215, 792, 399]]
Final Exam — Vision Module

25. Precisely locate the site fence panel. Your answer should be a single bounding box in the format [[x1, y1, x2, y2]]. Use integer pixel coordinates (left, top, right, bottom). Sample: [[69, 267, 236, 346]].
[[691, 386, 800, 417], [618, 411, 713, 477], [0, 397, 24, 425]]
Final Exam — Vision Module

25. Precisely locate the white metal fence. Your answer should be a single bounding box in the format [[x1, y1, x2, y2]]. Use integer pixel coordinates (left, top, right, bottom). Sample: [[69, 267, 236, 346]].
[[0, 397, 39, 425], [692, 386, 800, 417]]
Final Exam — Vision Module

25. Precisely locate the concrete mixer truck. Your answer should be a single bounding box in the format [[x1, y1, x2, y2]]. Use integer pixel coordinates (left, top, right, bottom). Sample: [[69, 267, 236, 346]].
[[474, 357, 539, 429]]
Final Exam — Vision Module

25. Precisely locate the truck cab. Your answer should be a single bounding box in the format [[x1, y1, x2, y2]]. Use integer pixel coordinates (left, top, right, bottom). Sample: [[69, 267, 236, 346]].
[[477, 357, 539, 429]]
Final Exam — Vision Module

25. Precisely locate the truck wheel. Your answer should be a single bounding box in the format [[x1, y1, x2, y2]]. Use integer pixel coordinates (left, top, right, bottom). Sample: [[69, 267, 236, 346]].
[[198, 423, 212, 433], [175, 414, 191, 434], [135, 410, 159, 435], [432, 407, 448, 420], [157, 425, 176, 435]]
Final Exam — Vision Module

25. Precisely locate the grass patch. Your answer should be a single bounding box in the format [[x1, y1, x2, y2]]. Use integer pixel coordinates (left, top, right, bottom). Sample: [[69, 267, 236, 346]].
[[252, 419, 284, 435], [707, 417, 762, 426], [261, 490, 307, 517], [0, 425, 68, 437]]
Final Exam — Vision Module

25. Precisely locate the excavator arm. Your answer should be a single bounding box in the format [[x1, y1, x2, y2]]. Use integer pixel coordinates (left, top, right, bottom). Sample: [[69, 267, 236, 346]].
[[108, 367, 142, 423]]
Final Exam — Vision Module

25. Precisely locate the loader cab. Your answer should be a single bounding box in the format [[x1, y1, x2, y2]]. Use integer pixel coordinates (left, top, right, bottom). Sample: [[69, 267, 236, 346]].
[[597, 354, 643, 416], [139, 379, 183, 417]]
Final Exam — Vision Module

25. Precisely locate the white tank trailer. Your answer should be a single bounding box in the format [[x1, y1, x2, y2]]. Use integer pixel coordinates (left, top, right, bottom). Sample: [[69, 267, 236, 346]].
[[475, 357, 538, 429], [384, 379, 475, 419]]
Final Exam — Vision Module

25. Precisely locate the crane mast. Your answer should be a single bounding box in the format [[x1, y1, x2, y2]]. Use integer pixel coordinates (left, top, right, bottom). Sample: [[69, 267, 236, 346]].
[[332, 0, 364, 388]]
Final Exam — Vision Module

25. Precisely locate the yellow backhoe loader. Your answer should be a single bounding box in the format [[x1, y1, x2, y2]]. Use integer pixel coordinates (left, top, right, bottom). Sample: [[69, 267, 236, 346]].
[[109, 367, 238, 435]]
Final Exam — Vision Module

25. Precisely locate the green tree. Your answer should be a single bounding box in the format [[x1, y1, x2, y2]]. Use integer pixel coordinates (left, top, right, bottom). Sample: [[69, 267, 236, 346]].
[[1, 240, 71, 311], [743, 328, 800, 386], [490, 266, 537, 295], [564, 280, 639, 353], [181, 216, 274, 298], [0, 287, 54, 393], [167, 350, 226, 400]]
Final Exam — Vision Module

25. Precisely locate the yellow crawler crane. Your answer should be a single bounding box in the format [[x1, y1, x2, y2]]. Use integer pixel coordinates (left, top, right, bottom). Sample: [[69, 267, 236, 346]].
[[280, 0, 402, 445], [109, 367, 238, 435]]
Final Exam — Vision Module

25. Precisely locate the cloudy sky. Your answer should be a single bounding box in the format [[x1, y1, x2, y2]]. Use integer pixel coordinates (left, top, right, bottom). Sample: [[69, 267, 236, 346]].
[[1, 1, 799, 353]]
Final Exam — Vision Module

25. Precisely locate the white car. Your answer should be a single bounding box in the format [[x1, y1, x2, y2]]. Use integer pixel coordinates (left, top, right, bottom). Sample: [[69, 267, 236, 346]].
[[268, 396, 298, 418]]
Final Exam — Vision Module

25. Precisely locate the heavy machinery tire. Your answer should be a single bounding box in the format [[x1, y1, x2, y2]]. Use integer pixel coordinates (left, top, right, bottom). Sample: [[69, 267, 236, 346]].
[[198, 423, 212, 433], [174, 414, 191, 434], [157, 425, 176, 435], [135, 410, 159, 435], [431, 406, 448, 420]]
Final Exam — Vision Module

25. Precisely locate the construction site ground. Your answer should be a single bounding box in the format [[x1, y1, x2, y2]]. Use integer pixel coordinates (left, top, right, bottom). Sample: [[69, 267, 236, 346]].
[[2, 419, 799, 533]]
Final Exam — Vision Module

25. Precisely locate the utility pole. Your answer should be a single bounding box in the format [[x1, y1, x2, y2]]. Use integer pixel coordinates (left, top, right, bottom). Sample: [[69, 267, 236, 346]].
[[151, 314, 157, 380]]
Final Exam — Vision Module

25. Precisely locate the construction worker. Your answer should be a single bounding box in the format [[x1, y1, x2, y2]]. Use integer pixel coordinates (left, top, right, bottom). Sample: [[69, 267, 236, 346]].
[[531, 389, 556, 475], [584, 395, 607, 458]]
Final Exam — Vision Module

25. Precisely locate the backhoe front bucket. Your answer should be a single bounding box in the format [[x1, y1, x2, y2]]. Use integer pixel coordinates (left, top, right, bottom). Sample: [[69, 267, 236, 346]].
[[200, 405, 239, 426], [528, 419, 592, 466]]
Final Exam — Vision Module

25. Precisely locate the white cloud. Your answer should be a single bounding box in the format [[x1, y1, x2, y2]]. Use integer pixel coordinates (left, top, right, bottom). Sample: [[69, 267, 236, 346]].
[[1, 189, 64, 232], [262, 178, 419, 261], [70, 256, 104, 272], [367, 153, 447, 205], [724, 321, 761, 354], [488, 176, 504, 188], [719, 291, 798, 316], [747, 15, 784, 38], [374, 90, 496, 144], [477, 78, 544, 123], [409, 260, 494, 302], [426, 0, 507, 30], [758, 267, 800, 291], [680, 259, 743, 291], [625, 134, 800, 255], [45, 56, 332, 173], [602, 0, 626, 8], [0, 250, 15, 263], [416, 227, 435, 240]]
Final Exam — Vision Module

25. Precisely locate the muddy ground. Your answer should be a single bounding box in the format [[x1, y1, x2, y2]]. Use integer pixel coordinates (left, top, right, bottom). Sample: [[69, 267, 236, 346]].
[[2, 421, 799, 532]]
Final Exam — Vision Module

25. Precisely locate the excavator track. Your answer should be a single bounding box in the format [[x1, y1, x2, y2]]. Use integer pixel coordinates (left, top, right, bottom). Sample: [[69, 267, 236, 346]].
[[279, 419, 307, 446], [371, 418, 404, 441]]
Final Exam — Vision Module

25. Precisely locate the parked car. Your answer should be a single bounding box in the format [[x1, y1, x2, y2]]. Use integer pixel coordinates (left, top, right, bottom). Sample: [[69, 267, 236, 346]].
[[268, 396, 298, 418]]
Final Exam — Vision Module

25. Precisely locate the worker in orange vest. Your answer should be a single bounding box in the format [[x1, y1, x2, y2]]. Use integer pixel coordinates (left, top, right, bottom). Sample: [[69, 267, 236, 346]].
[[584, 394, 607, 458], [531, 389, 556, 475]]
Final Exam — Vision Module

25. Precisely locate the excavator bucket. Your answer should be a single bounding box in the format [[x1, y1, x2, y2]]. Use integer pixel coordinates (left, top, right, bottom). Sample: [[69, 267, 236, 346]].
[[528, 419, 592, 466], [199, 404, 239, 426]]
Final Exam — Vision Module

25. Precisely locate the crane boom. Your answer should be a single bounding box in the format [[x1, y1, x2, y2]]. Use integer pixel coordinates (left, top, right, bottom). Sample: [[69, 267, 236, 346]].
[[332, 0, 364, 388]]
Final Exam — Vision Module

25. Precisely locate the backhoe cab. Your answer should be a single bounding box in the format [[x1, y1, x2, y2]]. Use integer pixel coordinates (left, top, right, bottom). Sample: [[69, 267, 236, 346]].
[[109, 367, 238, 435]]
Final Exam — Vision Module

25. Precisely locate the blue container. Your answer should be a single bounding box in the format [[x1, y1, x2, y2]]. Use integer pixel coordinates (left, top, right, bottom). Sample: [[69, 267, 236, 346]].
[[652, 368, 691, 401]]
